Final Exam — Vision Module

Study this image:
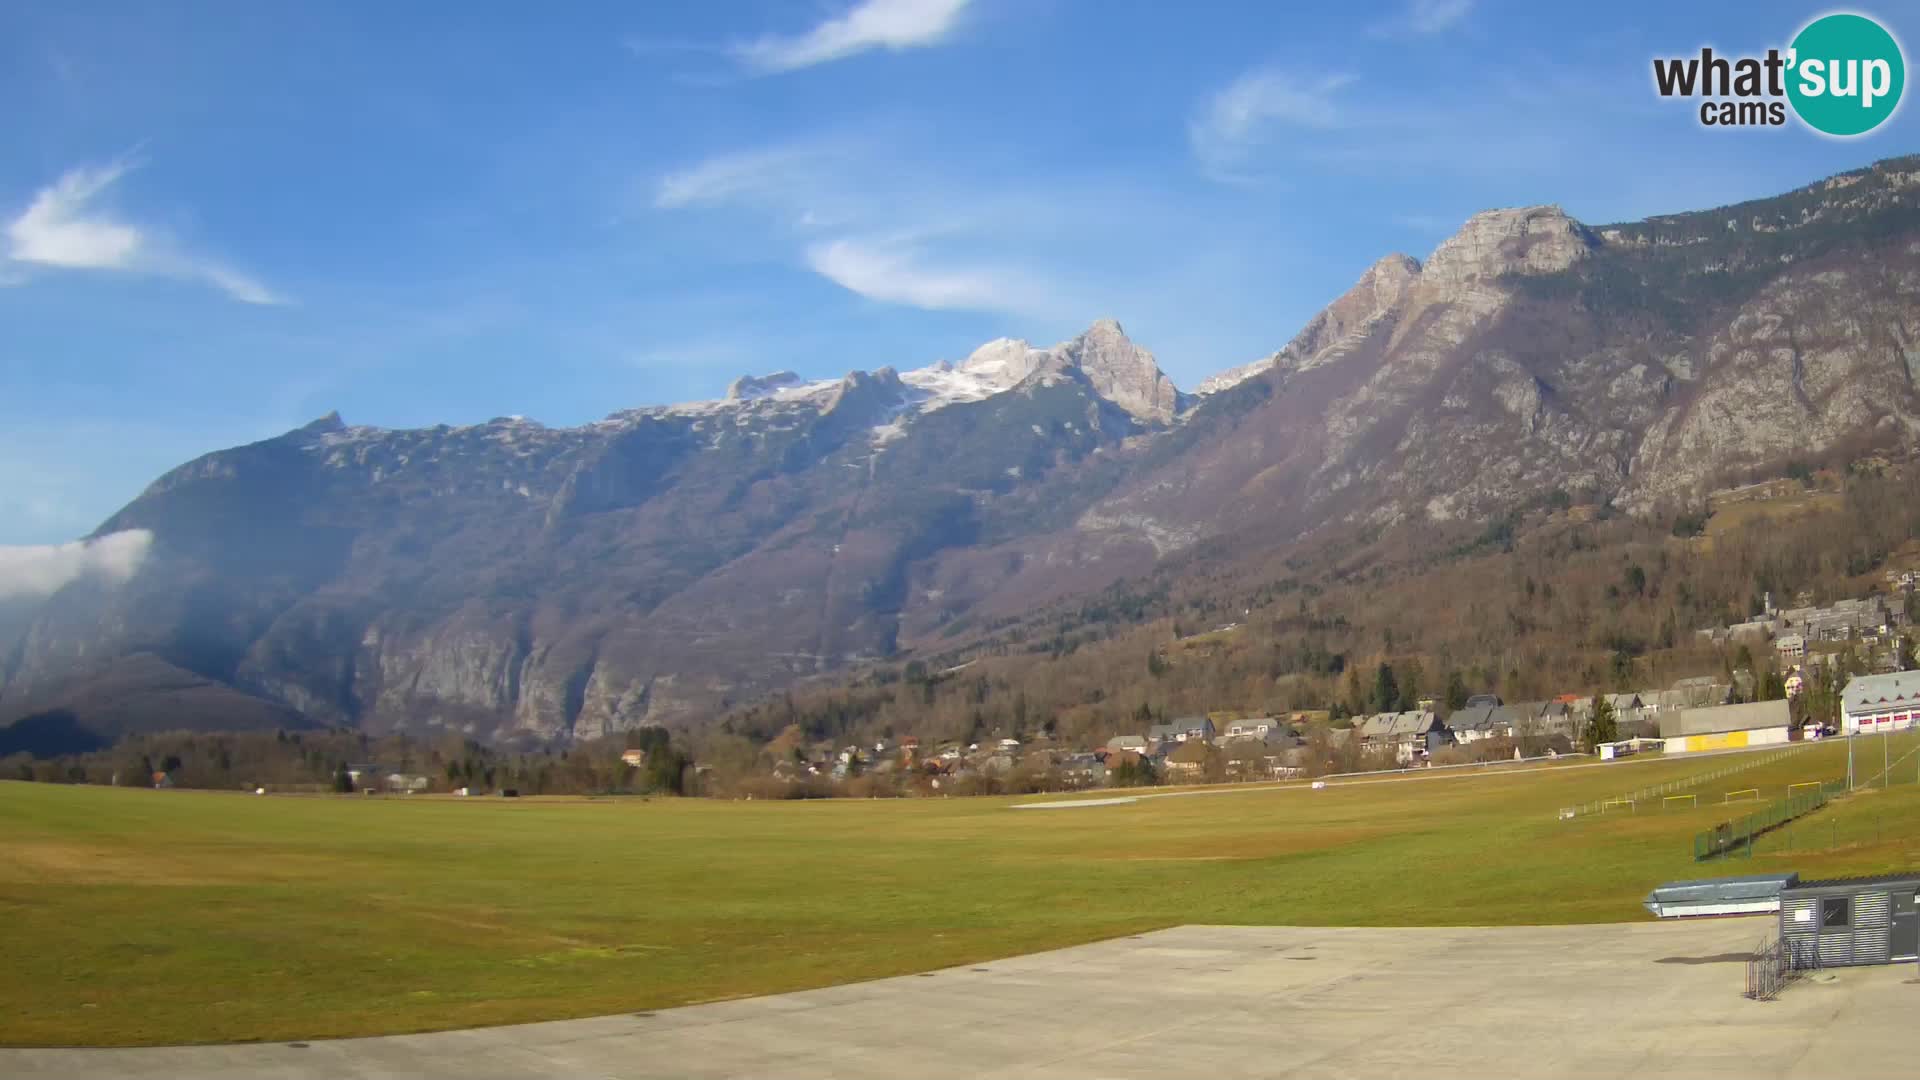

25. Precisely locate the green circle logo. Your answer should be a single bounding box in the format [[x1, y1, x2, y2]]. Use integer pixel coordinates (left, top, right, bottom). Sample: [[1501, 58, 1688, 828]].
[[1788, 13, 1906, 136]]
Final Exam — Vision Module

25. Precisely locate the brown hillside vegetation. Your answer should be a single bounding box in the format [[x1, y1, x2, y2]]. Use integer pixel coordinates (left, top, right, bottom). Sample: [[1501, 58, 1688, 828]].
[[711, 464, 1920, 757]]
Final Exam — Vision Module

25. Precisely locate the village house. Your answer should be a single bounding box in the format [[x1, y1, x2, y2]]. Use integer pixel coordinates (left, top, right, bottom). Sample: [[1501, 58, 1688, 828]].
[[1357, 712, 1399, 748], [1361, 710, 1451, 763], [1603, 693, 1652, 733], [1220, 718, 1303, 750], [1535, 701, 1580, 741], [1106, 734, 1150, 755], [1147, 717, 1217, 751], [1220, 742, 1296, 781], [1222, 716, 1286, 739], [1393, 711, 1452, 763], [1162, 738, 1221, 779], [1489, 703, 1534, 740], [1446, 704, 1500, 744], [1059, 752, 1106, 788]]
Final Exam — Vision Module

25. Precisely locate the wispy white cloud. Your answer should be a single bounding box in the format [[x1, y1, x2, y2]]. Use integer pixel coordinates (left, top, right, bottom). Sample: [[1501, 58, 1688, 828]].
[[0, 529, 153, 600], [653, 140, 850, 209], [190, 262, 285, 306], [1369, 0, 1474, 37], [652, 131, 1223, 324], [3, 158, 285, 305], [806, 237, 1047, 315], [7, 161, 144, 269], [654, 129, 1088, 318], [732, 0, 973, 74], [1188, 55, 1629, 187], [1189, 69, 1356, 181]]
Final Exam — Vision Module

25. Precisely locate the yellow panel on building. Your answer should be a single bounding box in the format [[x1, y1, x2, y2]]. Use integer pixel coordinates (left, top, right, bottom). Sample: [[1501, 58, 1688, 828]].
[[1687, 730, 1751, 752]]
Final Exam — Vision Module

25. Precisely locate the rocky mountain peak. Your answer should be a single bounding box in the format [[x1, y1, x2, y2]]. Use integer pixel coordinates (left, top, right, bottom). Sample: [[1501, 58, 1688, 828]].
[[1360, 253, 1422, 296], [1420, 205, 1597, 292], [956, 337, 1046, 391], [822, 366, 906, 416], [1054, 319, 1181, 424], [300, 411, 347, 435], [726, 371, 806, 401]]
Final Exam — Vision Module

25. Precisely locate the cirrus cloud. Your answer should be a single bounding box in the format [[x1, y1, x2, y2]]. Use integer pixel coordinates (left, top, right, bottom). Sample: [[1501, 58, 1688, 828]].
[[1189, 69, 1357, 182], [4, 158, 284, 305], [806, 237, 1049, 315], [732, 0, 973, 74]]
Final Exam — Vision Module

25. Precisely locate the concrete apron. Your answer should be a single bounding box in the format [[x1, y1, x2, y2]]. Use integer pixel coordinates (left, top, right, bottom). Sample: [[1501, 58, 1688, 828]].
[[3, 918, 1909, 1079]]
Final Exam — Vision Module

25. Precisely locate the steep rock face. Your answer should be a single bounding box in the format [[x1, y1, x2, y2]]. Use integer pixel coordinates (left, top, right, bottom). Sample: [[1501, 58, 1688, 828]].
[[1623, 258, 1920, 508], [1417, 206, 1596, 292], [1197, 254, 1420, 394], [1053, 319, 1183, 423]]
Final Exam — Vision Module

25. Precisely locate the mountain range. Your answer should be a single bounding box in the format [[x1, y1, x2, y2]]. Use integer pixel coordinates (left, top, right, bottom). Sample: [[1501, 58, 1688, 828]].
[[7, 155, 1920, 745]]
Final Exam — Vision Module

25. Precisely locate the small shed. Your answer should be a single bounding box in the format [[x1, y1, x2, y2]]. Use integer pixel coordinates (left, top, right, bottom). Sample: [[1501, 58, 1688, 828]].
[[1779, 873, 1920, 966], [1643, 873, 1798, 918]]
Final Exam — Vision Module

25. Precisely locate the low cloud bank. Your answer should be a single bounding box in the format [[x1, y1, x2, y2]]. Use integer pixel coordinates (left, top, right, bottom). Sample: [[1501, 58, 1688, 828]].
[[0, 529, 153, 600]]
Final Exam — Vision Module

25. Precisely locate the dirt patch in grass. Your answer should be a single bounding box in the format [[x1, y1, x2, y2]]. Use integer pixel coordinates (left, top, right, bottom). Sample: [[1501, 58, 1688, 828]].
[[0, 841, 211, 886]]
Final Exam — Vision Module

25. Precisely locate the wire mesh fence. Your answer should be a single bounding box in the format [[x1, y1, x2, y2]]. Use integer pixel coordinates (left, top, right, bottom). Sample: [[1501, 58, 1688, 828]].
[[1558, 747, 1804, 820], [1693, 779, 1845, 860], [1696, 737, 1920, 860], [1748, 803, 1918, 858]]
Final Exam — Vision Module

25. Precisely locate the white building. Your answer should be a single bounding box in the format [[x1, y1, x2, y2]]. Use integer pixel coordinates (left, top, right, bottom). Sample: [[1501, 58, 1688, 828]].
[[1840, 671, 1920, 734]]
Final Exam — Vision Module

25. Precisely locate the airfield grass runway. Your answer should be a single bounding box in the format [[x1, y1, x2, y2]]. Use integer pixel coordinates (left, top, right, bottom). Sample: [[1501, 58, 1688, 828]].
[[3, 733, 1918, 1047]]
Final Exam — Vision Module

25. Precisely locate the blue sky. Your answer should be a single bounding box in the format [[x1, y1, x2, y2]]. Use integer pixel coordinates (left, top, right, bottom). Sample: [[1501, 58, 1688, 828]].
[[0, 0, 1914, 545]]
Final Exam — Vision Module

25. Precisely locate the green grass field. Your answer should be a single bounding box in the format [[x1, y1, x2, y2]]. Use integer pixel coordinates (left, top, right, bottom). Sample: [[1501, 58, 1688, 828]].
[[5, 736, 1920, 1047]]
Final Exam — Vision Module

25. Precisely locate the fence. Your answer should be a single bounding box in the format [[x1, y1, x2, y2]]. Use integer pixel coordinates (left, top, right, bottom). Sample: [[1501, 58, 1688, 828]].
[[1693, 779, 1846, 861], [1746, 936, 1789, 1001], [1854, 733, 1920, 790], [1745, 933, 1824, 1001], [1559, 747, 1803, 820]]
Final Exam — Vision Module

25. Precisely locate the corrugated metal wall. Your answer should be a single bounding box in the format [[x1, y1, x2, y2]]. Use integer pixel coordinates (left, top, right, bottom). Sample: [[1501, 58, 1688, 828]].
[[1781, 889, 1894, 966], [1854, 892, 1892, 964]]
